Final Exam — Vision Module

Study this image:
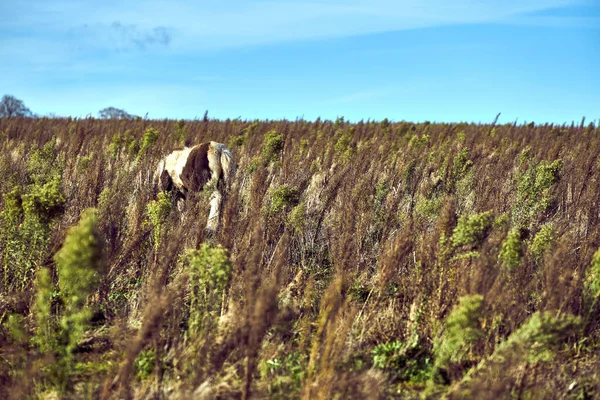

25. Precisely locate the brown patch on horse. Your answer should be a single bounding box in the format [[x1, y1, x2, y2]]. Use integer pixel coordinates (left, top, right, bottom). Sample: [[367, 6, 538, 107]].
[[181, 142, 212, 192], [160, 170, 174, 192]]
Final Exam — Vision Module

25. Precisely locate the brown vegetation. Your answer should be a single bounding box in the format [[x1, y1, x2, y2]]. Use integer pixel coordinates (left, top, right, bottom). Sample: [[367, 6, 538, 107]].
[[0, 115, 599, 399]]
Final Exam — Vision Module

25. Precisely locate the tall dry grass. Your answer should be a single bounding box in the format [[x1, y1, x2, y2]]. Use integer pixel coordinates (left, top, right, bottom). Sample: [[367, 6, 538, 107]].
[[0, 116, 599, 399]]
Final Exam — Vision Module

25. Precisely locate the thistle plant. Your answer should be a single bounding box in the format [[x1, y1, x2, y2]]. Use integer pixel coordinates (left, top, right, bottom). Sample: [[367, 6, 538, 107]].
[[55, 209, 103, 372], [146, 191, 172, 249], [433, 294, 484, 381], [185, 243, 233, 339]]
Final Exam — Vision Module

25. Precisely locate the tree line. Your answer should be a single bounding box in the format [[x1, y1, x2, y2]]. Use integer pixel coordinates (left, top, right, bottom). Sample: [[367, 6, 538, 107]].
[[0, 94, 136, 119]]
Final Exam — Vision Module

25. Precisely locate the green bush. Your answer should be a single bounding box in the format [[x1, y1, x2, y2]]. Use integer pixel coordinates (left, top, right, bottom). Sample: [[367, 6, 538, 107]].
[[494, 312, 580, 363], [260, 351, 306, 396], [267, 184, 299, 216], [175, 119, 186, 145], [138, 127, 160, 158], [408, 134, 429, 149], [334, 128, 354, 161], [55, 209, 104, 356], [45, 208, 104, 390], [452, 148, 472, 181], [371, 339, 431, 384], [185, 243, 233, 338], [262, 130, 284, 164], [433, 294, 484, 379], [288, 202, 306, 233], [513, 159, 563, 225], [135, 349, 156, 380], [34, 267, 55, 353], [451, 211, 493, 248], [498, 228, 523, 272], [146, 191, 172, 249], [583, 248, 600, 312], [530, 224, 554, 263], [0, 138, 65, 292], [108, 130, 137, 159]]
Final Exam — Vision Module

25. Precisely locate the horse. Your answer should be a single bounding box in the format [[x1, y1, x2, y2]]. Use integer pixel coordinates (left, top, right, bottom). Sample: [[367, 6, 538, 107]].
[[154, 141, 236, 233]]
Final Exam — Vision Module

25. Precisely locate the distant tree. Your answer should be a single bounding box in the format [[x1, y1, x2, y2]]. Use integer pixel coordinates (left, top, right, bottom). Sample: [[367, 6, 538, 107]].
[[0, 95, 33, 118], [98, 107, 136, 119]]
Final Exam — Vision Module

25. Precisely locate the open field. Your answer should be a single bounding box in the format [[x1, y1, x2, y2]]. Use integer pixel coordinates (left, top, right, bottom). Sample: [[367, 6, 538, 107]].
[[0, 116, 599, 399]]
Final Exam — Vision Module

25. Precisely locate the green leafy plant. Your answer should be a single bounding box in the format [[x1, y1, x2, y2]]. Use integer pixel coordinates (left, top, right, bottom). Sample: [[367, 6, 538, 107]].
[[498, 228, 523, 272], [267, 184, 299, 216], [262, 130, 284, 165], [513, 159, 563, 225], [146, 191, 172, 249], [583, 248, 600, 315], [260, 351, 306, 396], [185, 243, 233, 338], [135, 349, 156, 380], [33, 267, 55, 353], [0, 138, 65, 292], [451, 211, 493, 248], [433, 294, 484, 382], [52, 208, 104, 389], [530, 223, 555, 263], [137, 127, 160, 158], [55, 209, 104, 355], [372, 339, 432, 384]]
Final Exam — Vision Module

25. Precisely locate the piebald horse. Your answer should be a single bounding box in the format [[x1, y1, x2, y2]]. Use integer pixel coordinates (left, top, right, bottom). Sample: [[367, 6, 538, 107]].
[[154, 141, 236, 232]]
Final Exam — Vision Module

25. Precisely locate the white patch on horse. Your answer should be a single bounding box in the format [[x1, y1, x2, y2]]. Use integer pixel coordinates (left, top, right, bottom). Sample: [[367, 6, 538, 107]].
[[154, 142, 236, 235]]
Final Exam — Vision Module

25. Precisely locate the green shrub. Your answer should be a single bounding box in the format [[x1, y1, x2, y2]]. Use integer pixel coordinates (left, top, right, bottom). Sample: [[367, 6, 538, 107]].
[[146, 191, 172, 249], [408, 134, 429, 149], [452, 148, 472, 181], [530, 224, 554, 262], [372, 340, 406, 370], [77, 153, 94, 170], [108, 130, 137, 159], [22, 175, 64, 216], [433, 294, 484, 379], [27, 137, 63, 186], [55, 209, 104, 356], [513, 159, 563, 225], [246, 156, 261, 175], [498, 228, 523, 272], [135, 349, 156, 380], [137, 127, 160, 158], [415, 196, 443, 222], [494, 312, 580, 363], [108, 133, 122, 159], [174, 119, 186, 145], [372, 339, 431, 383], [34, 267, 55, 353], [334, 129, 354, 161], [288, 202, 306, 233], [267, 184, 299, 216], [0, 138, 65, 292], [583, 248, 600, 312], [5, 313, 27, 345], [451, 211, 493, 248], [299, 139, 309, 155], [263, 130, 284, 164], [185, 243, 233, 338], [51, 208, 103, 389], [260, 351, 306, 396]]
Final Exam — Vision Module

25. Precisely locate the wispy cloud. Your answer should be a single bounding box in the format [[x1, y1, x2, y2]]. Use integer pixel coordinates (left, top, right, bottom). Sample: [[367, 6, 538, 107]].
[[0, 0, 589, 55], [68, 22, 171, 52]]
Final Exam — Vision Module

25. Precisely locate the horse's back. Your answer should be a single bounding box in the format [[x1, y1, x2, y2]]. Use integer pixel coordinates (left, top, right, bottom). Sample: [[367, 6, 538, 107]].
[[157, 141, 235, 193], [181, 142, 212, 192]]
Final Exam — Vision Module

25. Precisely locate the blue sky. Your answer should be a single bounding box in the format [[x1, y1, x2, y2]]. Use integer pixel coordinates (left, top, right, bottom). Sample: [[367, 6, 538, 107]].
[[1, 0, 598, 124]]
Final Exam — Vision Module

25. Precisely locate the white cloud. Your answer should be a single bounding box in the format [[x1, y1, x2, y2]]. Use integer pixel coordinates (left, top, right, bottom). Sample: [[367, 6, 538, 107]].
[[1, 0, 589, 55]]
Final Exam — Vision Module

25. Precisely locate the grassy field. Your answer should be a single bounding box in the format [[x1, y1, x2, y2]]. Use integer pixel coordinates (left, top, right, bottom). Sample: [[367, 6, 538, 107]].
[[0, 116, 599, 399]]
